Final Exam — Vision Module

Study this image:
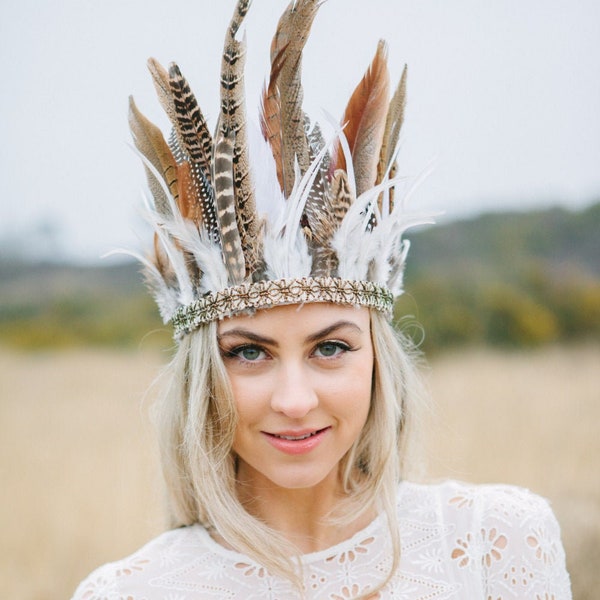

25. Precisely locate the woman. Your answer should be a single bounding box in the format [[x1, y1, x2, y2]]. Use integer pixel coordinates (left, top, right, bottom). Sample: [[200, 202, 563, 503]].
[[73, 0, 571, 598]]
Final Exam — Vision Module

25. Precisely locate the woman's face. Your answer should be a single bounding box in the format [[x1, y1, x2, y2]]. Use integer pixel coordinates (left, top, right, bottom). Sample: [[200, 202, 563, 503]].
[[217, 303, 373, 493]]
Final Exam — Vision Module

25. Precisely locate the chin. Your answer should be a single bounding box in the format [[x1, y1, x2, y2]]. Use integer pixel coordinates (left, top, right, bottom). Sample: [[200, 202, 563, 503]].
[[240, 460, 341, 493]]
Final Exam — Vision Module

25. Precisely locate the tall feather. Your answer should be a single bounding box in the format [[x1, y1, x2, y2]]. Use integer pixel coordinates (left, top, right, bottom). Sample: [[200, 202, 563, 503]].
[[128, 96, 178, 217], [220, 0, 260, 276], [166, 62, 218, 239], [260, 44, 287, 191], [168, 63, 213, 183], [149, 58, 221, 244], [214, 127, 245, 284], [265, 0, 320, 196], [377, 64, 407, 213], [332, 40, 390, 196], [147, 58, 178, 129]]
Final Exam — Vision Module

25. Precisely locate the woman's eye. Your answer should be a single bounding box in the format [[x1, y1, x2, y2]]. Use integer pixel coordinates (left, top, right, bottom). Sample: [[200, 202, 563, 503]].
[[231, 345, 265, 361], [314, 341, 349, 358]]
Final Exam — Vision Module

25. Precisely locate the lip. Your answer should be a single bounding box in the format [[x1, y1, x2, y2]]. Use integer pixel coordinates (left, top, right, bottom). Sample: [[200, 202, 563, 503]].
[[263, 427, 330, 455]]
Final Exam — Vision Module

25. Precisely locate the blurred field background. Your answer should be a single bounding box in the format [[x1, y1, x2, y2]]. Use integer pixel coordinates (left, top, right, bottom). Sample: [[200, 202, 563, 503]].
[[1, 205, 599, 599]]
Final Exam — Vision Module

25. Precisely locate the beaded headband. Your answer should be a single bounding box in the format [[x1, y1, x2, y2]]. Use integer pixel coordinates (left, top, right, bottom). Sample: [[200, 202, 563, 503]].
[[129, 0, 427, 338]]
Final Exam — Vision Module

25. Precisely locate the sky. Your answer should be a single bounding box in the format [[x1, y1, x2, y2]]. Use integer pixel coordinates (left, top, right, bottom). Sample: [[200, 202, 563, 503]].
[[1, 0, 599, 263]]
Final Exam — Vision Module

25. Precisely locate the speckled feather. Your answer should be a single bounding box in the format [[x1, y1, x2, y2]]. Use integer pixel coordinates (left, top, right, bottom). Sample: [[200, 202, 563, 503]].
[[220, 0, 260, 276]]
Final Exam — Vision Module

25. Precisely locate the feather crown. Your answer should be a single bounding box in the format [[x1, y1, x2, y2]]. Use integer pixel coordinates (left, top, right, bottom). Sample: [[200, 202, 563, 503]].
[[128, 0, 429, 338]]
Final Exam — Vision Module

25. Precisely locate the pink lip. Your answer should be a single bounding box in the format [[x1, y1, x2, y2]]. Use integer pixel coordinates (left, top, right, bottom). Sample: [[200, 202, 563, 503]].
[[263, 427, 330, 455]]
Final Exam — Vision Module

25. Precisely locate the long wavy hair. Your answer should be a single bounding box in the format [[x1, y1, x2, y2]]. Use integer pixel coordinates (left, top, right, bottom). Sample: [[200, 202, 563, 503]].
[[152, 308, 426, 595]]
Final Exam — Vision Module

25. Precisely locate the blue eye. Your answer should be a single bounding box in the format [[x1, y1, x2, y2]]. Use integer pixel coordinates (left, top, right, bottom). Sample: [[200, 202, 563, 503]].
[[229, 345, 265, 361], [314, 341, 349, 358]]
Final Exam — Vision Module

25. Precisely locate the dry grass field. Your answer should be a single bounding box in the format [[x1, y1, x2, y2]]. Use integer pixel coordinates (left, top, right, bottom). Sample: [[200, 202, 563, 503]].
[[1, 344, 598, 599]]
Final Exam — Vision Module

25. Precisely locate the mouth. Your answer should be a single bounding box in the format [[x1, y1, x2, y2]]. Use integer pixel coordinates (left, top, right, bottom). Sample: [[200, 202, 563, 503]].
[[263, 427, 330, 455], [267, 427, 329, 441]]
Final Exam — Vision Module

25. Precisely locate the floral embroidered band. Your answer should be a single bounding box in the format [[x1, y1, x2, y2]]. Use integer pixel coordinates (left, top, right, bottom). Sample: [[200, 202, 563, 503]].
[[171, 277, 394, 337]]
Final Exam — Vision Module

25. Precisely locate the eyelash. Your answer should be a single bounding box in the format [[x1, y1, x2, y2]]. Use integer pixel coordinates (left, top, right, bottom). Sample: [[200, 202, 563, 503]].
[[313, 340, 352, 358], [222, 340, 354, 364], [223, 344, 267, 363]]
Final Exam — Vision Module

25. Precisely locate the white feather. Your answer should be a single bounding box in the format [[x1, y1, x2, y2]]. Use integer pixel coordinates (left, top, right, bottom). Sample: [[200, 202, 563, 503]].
[[163, 218, 229, 294], [262, 129, 337, 279], [247, 118, 285, 220]]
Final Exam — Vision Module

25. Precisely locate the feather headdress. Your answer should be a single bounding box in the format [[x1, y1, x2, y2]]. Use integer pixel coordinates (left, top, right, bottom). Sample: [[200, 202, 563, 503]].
[[129, 0, 429, 338]]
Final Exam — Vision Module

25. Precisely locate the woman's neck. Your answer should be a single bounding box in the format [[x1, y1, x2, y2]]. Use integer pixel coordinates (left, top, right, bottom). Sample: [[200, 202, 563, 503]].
[[235, 465, 376, 554]]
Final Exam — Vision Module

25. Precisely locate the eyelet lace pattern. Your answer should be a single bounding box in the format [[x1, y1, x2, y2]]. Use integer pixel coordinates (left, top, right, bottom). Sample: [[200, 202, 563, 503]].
[[72, 481, 571, 600]]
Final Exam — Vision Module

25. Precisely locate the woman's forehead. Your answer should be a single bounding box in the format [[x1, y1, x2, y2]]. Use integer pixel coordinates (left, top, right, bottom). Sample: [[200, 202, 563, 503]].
[[217, 303, 371, 335]]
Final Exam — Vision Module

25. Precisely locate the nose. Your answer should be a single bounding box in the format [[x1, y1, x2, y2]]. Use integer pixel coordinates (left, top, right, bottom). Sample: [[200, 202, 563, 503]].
[[270, 362, 319, 419]]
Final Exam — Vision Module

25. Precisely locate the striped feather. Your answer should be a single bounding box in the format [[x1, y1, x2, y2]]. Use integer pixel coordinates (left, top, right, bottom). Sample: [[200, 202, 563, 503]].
[[168, 63, 213, 183], [221, 0, 259, 277], [213, 128, 245, 284], [303, 122, 330, 232]]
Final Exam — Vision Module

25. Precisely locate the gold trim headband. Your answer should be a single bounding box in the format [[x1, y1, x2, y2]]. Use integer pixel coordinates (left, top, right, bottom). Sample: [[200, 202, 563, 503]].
[[128, 0, 428, 338], [172, 277, 393, 337]]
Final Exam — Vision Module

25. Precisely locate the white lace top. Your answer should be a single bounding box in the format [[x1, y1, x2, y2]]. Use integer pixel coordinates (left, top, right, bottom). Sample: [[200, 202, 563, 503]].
[[72, 480, 571, 599]]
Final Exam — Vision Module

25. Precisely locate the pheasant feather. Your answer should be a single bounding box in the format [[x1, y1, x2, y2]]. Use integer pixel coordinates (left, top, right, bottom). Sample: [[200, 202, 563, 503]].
[[220, 0, 259, 276], [147, 58, 178, 129], [377, 64, 407, 213], [333, 40, 390, 196], [127, 0, 425, 338], [260, 44, 287, 191], [214, 127, 245, 285], [168, 63, 213, 183], [265, 0, 320, 196], [128, 96, 178, 217]]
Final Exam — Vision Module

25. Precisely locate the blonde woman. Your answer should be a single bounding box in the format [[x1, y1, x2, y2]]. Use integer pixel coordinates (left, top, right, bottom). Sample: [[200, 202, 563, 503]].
[[72, 1, 571, 598]]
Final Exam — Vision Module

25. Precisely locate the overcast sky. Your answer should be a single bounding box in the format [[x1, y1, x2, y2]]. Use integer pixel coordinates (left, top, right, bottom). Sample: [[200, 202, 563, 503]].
[[1, 0, 599, 262]]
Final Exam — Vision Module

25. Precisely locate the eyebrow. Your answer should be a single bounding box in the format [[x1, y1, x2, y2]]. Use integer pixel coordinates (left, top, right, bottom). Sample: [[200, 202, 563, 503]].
[[218, 320, 364, 347], [217, 329, 278, 346], [304, 320, 364, 343]]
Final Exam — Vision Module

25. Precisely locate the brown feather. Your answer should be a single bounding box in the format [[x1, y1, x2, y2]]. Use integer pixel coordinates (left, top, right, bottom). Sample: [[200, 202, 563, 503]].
[[305, 169, 355, 277], [220, 0, 259, 277], [214, 127, 245, 284], [128, 96, 178, 217], [329, 169, 354, 225], [153, 232, 172, 280], [267, 0, 321, 196], [260, 44, 287, 191], [175, 162, 203, 226], [333, 40, 390, 196], [376, 64, 407, 213], [147, 58, 177, 125], [377, 64, 407, 183], [168, 63, 213, 184]]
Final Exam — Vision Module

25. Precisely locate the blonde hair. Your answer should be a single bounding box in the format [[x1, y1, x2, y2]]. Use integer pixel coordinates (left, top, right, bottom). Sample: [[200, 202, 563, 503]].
[[153, 309, 426, 595]]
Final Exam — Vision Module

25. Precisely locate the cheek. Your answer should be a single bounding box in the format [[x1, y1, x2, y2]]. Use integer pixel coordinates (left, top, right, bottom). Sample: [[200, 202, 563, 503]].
[[229, 375, 270, 424], [338, 361, 373, 420]]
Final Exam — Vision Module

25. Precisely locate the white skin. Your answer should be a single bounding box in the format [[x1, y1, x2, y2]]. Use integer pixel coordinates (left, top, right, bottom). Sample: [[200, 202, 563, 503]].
[[218, 303, 375, 553]]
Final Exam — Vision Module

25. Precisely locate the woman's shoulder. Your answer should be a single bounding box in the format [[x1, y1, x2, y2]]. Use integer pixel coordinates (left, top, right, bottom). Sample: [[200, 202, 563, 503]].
[[398, 478, 560, 530], [396, 479, 571, 594], [400, 478, 551, 508], [70, 524, 211, 599]]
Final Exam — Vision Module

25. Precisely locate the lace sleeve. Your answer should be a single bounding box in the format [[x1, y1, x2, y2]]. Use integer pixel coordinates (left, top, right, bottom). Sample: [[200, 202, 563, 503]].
[[480, 486, 572, 599], [70, 562, 120, 600]]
